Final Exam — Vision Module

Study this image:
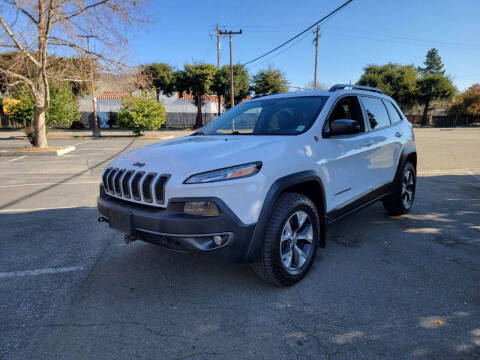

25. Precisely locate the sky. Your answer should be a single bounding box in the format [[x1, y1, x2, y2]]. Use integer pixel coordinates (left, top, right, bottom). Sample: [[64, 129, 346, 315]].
[[129, 0, 480, 91]]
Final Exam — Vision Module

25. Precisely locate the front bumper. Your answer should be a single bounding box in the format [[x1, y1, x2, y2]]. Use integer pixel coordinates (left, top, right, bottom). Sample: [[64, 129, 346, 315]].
[[97, 187, 256, 263]]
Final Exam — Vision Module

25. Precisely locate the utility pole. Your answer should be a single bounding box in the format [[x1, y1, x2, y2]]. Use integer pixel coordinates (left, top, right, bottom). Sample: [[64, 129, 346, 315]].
[[313, 25, 321, 90], [216, 25, 221, 70], [219, 29, 242, 107], [81, 35, 99, 136], [216, 25, 221, 116]]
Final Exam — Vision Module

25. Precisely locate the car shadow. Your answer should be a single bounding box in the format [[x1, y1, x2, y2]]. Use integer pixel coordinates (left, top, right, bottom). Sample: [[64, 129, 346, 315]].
[[1, 174, 479, 359]]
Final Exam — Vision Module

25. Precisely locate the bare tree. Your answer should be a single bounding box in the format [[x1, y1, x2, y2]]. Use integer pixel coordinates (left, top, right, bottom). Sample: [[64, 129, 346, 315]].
[[0, 0, 146, 147]]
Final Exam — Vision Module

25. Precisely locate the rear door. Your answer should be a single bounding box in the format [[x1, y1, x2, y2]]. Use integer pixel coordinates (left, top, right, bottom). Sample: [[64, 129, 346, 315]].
[[358, 96, 399, 190]]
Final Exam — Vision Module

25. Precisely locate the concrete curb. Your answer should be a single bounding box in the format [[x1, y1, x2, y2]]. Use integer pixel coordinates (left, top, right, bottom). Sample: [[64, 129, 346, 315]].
[[14, 135, 177, 140], [0, 146, 76, 157]]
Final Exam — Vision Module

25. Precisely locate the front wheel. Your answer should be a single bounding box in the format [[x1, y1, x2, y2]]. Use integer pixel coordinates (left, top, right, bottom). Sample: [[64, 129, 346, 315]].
[[252, 192, 320, 286], [383, 161, 416, 215]]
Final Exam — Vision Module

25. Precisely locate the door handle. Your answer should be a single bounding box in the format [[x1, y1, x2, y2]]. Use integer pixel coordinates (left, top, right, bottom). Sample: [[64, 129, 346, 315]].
[[363, 139, 375, 147], [395, 132, 403, 138]]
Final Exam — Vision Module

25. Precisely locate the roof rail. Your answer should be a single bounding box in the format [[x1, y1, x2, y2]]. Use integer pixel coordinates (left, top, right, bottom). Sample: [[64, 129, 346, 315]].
[[329, 84, 383, 94], [251, 93, 276, 99]]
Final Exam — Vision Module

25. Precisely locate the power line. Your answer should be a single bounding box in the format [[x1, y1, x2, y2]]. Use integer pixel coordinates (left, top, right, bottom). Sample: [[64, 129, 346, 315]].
[[242, 0, 353, 66], [245, 30, 312, 69]]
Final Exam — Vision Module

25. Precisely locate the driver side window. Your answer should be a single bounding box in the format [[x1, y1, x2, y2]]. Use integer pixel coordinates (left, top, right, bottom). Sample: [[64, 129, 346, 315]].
[[327, 96, 365, 133]]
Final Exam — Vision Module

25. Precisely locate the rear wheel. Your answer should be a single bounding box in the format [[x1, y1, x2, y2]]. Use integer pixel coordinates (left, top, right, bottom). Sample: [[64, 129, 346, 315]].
[[383, 161, 416, 215], [252, 192, 320, 286]]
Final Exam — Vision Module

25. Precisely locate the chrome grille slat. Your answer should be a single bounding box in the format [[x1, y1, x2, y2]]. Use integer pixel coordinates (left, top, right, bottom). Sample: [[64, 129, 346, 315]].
[[121, 170, 135, 198], [102, 167, 112, 192], [131, 171, 145, 201], [155, 175, 170, 204], [103, 167, 170, 206], [114, 169, 126, 196], [107, 168, 118, 194]]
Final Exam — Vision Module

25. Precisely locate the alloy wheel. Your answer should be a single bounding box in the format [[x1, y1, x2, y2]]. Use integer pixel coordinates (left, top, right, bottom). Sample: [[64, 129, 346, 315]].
[[402, 169, 415, 209], [280, 211, 314, 272]]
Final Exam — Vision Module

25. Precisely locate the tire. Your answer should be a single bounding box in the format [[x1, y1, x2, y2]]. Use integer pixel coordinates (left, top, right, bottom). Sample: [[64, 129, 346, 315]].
[[252, 192, 320, 286], [383, 161, 416, 216]]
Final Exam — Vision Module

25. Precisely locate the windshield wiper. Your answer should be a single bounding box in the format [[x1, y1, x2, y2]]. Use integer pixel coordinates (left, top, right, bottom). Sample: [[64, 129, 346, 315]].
[[231, 131, 241, 135], [193, 131, 205, 136]]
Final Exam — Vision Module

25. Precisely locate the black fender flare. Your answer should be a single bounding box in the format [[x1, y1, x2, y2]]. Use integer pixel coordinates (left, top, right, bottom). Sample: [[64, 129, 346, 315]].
[[241, 170, 327, 263], [393, 144, 417, 186]]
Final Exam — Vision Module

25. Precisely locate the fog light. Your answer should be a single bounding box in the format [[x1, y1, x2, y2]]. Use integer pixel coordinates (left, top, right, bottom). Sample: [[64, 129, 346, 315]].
[[213, 235, 223, 246], [184, 201, 220, 216]]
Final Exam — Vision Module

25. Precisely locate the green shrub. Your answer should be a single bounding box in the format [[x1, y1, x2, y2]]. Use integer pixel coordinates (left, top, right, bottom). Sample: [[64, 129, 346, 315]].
[[46, 82, 80, 127], [6, 87, 34, 126], [118, 92, 166, 135], [7, 82, 80, 128]]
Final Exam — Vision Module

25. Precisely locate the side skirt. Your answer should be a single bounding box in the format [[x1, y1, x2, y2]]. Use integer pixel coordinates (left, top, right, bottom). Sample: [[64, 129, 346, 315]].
[[326, 183, 392, 225]]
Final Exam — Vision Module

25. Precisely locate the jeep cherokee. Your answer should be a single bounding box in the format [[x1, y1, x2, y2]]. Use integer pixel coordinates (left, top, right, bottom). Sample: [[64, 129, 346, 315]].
[[97, 84, 417, 286]]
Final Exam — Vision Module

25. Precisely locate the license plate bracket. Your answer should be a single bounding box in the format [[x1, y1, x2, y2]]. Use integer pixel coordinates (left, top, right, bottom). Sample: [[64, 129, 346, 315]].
[[109, 209, 135, 236]]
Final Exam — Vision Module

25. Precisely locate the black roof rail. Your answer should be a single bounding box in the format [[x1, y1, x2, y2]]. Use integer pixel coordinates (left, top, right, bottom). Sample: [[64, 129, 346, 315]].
[[329, 84, 383, 94], [251, 93, 277, 99]]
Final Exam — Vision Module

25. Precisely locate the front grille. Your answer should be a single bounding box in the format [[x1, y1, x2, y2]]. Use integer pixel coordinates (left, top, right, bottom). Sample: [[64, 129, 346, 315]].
[[102, 168, 170, 205]]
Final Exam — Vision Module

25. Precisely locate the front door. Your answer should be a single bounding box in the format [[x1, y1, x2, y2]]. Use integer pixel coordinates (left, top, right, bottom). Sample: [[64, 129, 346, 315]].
[[318, 95, 377, 214]]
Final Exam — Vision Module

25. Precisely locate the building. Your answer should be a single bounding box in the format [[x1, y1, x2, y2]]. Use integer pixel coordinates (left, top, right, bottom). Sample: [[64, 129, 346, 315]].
[[78, 91, 223, 129]]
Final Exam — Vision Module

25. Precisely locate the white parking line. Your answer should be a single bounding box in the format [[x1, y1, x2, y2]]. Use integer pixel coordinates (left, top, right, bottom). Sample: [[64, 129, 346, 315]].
[[0, 205, 93, 213], [72, 140, 89, 146], [468, 172, 480, 182], [418, 169, 480, 176], [0, 156, 26, 166], [76, 149, 127, 151], [0, 181, 99, 188], [0, 265, 84, 279]]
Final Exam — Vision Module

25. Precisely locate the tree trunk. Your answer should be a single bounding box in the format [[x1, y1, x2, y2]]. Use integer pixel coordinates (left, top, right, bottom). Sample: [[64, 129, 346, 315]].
[[421, 99, 430, 126], [34, 106, 48, 147], [217, 94, 221, 116], [194, 94, 203, 129]]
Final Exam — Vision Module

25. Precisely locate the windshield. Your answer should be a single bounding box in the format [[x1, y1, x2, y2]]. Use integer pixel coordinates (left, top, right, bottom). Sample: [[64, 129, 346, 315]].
[[198, 96, 328, 135]]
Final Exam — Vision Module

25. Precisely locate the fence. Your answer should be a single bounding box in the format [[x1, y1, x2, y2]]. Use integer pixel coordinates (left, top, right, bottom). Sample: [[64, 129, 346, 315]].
[[406, 114, 479, 127], [76, 111, 218, 129], [165, 113, 217, 128]]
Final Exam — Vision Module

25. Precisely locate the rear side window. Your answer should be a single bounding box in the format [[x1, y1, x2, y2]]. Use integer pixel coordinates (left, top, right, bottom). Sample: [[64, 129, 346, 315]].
[[383, 100, 403, 124], [360, 96, 391, 130]]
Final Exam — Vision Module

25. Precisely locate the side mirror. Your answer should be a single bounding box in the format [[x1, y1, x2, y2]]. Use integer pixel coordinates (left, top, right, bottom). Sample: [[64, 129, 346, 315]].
[[325, 119, 361, 137]]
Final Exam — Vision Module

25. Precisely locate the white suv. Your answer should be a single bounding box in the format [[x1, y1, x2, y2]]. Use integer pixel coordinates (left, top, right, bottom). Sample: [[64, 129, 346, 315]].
[[98, 84, 417, 286]]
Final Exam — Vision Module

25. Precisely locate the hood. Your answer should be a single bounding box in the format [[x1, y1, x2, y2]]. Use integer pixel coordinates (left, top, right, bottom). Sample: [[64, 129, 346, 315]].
[[107, 135, 289, 177]]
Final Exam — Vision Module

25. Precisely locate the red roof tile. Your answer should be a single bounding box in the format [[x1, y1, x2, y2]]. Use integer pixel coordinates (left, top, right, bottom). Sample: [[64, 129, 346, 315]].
[[97, 91, 128, 100]]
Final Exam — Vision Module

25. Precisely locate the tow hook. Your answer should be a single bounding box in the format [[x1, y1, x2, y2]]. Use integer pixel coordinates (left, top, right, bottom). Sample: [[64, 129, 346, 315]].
[[98, 216, 109, 223], [124, 234, 137, 244]]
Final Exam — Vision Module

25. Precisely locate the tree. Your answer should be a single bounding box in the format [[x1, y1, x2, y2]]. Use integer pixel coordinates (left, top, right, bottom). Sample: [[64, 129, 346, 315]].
[[0, 1, 145, 147], [118, 92, 166, 136], [419, 48, 445, 75], [251, 66, 289, 95], [448, 84, 480, 120], [175, 63, 217, 128], [416, 49, 455, 125], [357, 64, 418, 110], [211, 65, 250, 113], [7, 82, 79, 127], [139, 63, 176, 96]]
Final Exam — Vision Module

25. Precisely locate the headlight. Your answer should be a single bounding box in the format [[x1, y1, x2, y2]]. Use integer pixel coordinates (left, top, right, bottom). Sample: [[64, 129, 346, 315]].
[[184, 201, 220, 216], [184, 162, 262, 184]]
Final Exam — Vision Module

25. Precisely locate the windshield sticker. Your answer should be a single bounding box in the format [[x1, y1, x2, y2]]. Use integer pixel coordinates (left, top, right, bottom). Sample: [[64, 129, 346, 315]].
[[296, 125, 306, 132]]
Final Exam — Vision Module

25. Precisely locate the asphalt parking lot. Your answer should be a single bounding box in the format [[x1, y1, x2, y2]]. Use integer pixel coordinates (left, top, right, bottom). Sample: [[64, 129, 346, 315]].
[[1, 128, 479, 360]]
